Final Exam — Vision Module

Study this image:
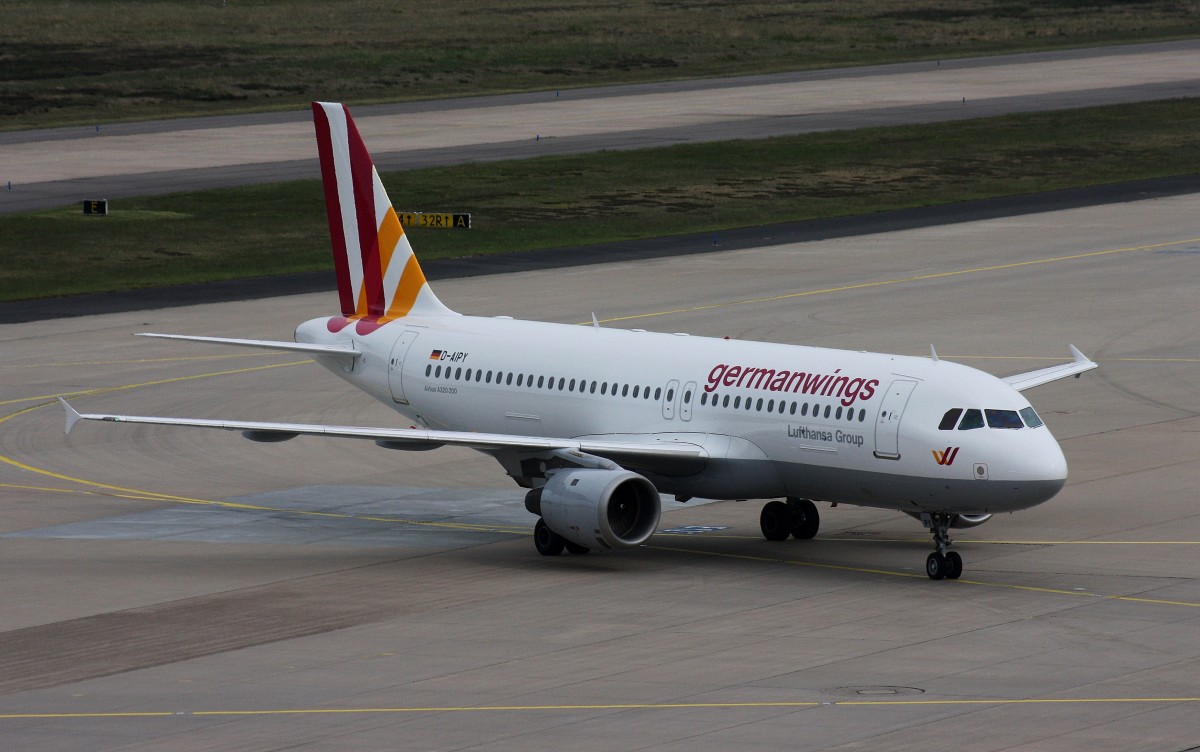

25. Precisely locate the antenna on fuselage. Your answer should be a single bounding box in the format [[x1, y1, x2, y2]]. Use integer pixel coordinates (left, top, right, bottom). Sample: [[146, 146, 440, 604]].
[[592, 313, 601, 329], [930, 344, 939, 362]]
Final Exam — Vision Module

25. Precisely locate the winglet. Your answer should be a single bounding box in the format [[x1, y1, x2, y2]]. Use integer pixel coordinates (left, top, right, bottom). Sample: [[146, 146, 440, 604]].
[[60, 398, 83, 435], [1001, 345, 1097, 392]]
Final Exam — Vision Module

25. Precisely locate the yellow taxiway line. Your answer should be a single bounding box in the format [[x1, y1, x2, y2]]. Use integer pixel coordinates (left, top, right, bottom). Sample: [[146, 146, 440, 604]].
[[4, 696, 1200, 721]]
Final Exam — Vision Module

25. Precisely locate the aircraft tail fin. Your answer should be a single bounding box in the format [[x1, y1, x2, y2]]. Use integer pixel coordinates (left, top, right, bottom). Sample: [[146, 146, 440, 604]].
[[311, 101, 455, 325]]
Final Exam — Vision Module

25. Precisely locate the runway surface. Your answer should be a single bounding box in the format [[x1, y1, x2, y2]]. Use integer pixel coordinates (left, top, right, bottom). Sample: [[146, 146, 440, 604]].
[[3, 39, 1199, 213], [1, 188, 1198, 749]]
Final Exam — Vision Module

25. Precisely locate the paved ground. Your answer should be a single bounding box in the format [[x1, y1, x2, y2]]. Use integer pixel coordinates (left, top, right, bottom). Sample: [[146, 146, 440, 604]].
[[3, 39, 1198, 213], [1, 188, 1197, 749]]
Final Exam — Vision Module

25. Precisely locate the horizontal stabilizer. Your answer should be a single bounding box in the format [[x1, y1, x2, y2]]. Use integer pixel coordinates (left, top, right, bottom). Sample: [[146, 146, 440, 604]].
[[1002, 345, 1097, 392], [136, 333, 360, 358]]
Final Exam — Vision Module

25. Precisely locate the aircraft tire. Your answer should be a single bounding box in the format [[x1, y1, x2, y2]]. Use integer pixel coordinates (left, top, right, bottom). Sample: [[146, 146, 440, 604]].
[[790, 499, 820, 540], [945, 551, 963, 580], [760, 501, 793, 541], [926, 552, 947, 580], [534, 518, 566, 556]]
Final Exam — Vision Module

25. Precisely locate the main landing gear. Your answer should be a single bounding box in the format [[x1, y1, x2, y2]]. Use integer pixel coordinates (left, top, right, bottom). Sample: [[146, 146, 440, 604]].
[[924, 513, 963, 581], [759, 498, 820, 541]]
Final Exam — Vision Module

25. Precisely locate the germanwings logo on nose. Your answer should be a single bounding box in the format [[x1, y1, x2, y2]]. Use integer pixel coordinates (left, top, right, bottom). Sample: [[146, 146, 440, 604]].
[[932, 447, 960, 466]]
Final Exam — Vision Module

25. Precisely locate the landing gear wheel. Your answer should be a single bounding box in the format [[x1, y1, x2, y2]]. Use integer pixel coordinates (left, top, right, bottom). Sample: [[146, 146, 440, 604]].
[[533, 518, 565, 556], [790, 499, 820, 540], [760, 501, 793, 541], [563, 541, 590, 555], [926, 552, 947, 581], [944, 551, 963, 580]]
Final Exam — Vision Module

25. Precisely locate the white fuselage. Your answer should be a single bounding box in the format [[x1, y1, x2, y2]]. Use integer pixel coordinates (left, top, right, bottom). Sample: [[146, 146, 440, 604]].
[[296, 312, 1068, 516]]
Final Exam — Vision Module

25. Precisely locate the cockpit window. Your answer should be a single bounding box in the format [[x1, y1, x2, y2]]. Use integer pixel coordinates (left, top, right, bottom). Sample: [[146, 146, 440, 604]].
[[957, 409, 984, 430], [986, 409, 1024, 429], [1019, 406, 1044, 428], [938, 408, 963, 430]]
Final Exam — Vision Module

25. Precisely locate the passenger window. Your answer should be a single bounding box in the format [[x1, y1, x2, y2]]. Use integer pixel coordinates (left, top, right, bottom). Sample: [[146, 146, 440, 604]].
[[767, 399, 775, 412], [623, 384, 630, 397], [633, 385, 640, 398], [734, 396, 741, 409], [537, 375, 545, 388], [801, 403, 808, 417], [858, 408, 866, 422], [958, 409, 984, 430], [1020, 406, 1044, 428], [823, 405, 831, 419], [506, 373, 514, 385], [425, 364, 432, 376], [666, 388, 674, 402], [789, 402, 797, 415], [939, 408, 963, 430], [723, 395, 730, 408], [986, 409, 1023, 429]]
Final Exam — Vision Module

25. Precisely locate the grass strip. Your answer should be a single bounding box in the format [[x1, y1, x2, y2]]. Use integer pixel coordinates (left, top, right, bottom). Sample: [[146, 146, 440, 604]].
[[3, 98, 1199, 302], [3, 0, 1199, 129]]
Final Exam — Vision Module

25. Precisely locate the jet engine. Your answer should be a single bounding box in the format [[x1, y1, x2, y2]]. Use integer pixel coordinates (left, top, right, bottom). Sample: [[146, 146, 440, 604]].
[[950, 513, 992, 529], [525, 468, 661, 551], [905, 512, 993, 529]]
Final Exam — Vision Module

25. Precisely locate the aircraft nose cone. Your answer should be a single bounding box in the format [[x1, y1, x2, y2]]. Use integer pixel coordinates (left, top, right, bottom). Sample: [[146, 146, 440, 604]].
[[1010, 433, 1068, 505]]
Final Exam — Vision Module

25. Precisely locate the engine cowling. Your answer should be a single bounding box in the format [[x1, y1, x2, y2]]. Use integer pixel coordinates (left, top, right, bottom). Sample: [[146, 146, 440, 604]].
[[904, 512, 993, 529], [950, 513, 992, 529], [525, 468, 661, 551]]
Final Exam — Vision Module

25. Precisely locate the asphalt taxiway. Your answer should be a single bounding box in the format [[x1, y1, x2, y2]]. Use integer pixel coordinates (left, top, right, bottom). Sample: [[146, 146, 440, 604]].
[[1, 189, 1198, 749]]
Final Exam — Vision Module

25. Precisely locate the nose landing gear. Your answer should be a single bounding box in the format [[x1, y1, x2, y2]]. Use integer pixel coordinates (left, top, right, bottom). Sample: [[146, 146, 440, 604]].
[[923, 513, 963, 580]]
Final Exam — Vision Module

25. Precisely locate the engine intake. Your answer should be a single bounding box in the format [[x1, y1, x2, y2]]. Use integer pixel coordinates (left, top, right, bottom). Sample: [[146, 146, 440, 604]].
[[525, 468, 661, 551]]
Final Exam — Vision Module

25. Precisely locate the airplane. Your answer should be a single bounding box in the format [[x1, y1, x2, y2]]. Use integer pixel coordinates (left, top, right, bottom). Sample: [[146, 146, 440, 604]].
[[60, 101, 1097, 581]]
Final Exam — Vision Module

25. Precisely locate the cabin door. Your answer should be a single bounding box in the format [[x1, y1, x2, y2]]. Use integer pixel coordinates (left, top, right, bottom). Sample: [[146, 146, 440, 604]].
[[873, 379, 917, 460]]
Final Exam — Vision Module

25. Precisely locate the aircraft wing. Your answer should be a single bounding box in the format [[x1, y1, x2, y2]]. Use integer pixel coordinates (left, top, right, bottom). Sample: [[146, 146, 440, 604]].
[[1002, 345, 1097, 392], [137, 333, 360, 358], [59, 399, 706, 466]]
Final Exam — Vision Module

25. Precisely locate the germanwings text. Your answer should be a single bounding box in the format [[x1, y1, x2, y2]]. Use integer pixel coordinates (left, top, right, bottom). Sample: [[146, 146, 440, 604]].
[[705, 363, 880, 407]]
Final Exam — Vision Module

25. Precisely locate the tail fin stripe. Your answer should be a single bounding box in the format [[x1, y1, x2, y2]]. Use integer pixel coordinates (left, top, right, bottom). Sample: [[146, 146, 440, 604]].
[[376, 196, 403, 278], [324, 105, 368, 317], [312, 104, 356, 317], [347, 124, 385, 318], [387, 248, 426, 320]]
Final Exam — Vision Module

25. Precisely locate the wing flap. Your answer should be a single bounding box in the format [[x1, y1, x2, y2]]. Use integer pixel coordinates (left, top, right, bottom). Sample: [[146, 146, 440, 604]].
[[1002, 345, 1097, 392]]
